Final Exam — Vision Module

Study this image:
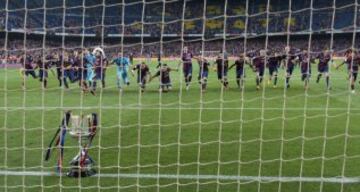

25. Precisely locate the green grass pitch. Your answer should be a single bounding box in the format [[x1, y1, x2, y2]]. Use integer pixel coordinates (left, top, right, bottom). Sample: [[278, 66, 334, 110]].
[[1, 59, 360, 192]]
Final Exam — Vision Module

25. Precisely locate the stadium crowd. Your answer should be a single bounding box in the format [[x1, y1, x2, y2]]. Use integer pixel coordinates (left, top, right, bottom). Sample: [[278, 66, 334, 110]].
[[1, 0, 359, 36], [0, 35, 357, 63]]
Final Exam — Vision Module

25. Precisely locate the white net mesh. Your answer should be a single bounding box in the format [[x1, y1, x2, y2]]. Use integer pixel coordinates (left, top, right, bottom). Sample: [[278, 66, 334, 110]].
[[1, 0, 360, 191]]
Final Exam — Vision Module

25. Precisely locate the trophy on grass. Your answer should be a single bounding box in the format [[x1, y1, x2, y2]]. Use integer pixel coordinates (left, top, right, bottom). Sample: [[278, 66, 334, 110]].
[[44, 111, 99, 177]]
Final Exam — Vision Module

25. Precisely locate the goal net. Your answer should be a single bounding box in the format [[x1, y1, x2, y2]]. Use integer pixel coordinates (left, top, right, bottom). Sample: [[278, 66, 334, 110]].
[[0, 0, 359, 191]]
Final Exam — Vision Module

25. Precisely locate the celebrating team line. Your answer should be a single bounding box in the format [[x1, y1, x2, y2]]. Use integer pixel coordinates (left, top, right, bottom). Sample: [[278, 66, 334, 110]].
[[19, 46, 360, 94]]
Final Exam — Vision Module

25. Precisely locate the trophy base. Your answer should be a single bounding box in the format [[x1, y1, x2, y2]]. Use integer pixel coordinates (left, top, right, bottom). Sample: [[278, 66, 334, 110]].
[[67, 168, 96, 178]]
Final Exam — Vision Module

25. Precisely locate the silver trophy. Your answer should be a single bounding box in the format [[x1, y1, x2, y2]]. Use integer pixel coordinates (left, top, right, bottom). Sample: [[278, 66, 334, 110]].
[[67, 113, 98, 177]]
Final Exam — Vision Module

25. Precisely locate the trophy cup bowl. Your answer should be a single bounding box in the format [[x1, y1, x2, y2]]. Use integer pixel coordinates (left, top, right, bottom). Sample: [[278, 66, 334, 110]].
[[69, 115, 91, 139]]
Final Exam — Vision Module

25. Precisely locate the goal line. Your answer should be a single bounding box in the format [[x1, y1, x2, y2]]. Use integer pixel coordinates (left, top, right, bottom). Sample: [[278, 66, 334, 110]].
[[0, 170, 358, 184]]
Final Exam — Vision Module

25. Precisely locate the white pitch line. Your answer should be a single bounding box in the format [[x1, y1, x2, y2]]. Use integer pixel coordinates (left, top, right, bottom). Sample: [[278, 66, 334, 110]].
[[0, 170, 359, 184], [2, 107, 360, 111]]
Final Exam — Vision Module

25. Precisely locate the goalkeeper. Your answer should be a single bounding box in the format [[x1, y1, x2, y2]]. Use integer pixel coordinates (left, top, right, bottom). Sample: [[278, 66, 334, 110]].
[[111, 52, 131, 91], [83, 49, 96, 95]]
